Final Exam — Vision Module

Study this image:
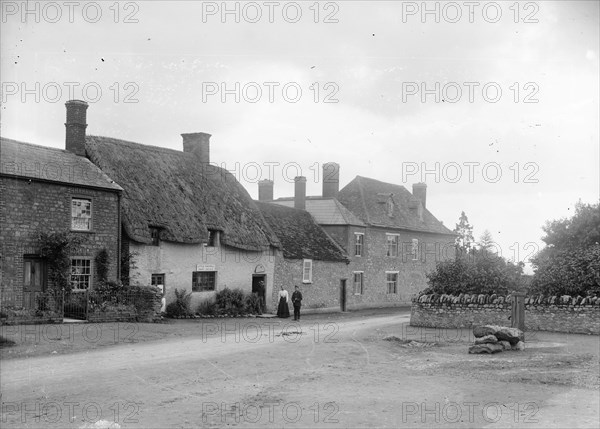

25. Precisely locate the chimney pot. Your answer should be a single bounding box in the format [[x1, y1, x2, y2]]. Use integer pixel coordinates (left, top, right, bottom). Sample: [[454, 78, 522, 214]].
[[258, 180, 274, 201], [294, 176, 307, 210], [182, 132, 211, 163], [412, 182, 427, 209], [322, 162, 340, 198], [65, 100, 88, 156]]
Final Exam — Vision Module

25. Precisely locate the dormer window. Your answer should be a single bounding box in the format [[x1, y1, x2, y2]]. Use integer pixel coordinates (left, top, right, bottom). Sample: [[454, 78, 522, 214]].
[[387, 197, 394, 217], [149, 227, 160, 246], [207, 229, 218, 247]]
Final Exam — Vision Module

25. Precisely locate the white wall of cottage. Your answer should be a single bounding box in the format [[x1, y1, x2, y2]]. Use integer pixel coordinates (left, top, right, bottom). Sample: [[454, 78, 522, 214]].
[[129, 241, 277, 312]]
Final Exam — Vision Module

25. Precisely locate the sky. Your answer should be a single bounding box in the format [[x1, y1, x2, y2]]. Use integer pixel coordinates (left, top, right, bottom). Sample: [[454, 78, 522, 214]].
[[1, 0, 599, 273]]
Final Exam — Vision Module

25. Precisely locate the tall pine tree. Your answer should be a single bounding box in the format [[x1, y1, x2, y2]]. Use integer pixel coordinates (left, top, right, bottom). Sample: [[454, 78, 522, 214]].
[[453, 211, 474, 255]]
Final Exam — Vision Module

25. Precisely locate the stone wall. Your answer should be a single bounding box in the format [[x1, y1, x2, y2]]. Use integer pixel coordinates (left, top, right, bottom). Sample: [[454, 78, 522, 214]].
[[271, 258, 348, 313], [88, 287, 163, 323], [411, 293, 600, 335], [346, 227, 455, 306], [0, 177, 120, 302]]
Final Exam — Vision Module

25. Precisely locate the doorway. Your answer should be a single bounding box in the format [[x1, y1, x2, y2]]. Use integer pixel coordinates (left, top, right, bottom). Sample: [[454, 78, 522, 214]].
[[23, 256, 47, 310], [252, 275, 266, 312], [340, 279, 347, 312]]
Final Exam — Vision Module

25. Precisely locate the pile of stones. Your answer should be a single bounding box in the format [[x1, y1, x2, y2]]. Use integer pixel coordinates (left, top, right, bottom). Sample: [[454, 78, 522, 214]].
[[468, 325, 525, 354]]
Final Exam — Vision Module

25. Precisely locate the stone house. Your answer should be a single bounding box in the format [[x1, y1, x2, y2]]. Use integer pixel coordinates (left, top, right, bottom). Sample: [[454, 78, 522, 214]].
[[268, 164, 456, 307], [0, 100, 122, 309], [85, 131, 281, 311], [256, 201, 350, 313]]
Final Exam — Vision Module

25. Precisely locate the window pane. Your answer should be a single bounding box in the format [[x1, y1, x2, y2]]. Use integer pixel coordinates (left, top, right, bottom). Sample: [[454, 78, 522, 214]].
[[192, 271, 216, 291], [70, 259, 91, 290], [72, 199, 92, 231], [24, 261, 32, 286]]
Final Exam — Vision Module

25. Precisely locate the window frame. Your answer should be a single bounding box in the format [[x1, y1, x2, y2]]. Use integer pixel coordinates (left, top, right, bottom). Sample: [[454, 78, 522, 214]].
[[192, 271, 217, 292], [151, 273, 166, 294], [354, 232, 364, 257], [149, 227, 160, 246], [207, 229, 218, 247], [411, 238, 419, 261], [70, 257, 92, 291], [353, 271, 364, 295], [386, 271, 399, 294], [386, 233, 399, 257], [71, 197, 93, 232], [302, 259, 313, 284]]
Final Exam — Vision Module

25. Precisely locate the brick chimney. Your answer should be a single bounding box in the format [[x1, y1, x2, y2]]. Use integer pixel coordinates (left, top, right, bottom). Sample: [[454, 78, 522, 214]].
[[65, 100, 88, 156], [182, 132, 211, 163], [258, 180, 274, 201], [412, 183, 427, 209], [322, 162, 340, 198], [294, 176, 306, 210]]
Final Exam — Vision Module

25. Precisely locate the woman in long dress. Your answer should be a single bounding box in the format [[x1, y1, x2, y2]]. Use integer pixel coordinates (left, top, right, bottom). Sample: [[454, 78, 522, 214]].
[[277, 286, 290, 318]]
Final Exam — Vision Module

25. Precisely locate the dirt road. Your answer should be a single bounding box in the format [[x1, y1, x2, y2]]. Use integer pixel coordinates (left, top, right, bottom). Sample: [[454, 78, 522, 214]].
[[1, 311, 598, 428]]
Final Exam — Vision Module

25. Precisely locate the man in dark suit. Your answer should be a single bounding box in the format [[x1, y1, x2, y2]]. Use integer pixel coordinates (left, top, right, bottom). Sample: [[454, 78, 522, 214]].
[[292, 285, 303, 321]]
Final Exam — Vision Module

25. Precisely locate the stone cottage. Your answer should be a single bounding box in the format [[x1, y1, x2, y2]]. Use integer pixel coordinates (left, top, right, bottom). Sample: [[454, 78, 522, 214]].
[[268, 164, 456, 307], [256, 200, 350, 313], [0, 100, 122, 309], [85, 131, 281, 311]]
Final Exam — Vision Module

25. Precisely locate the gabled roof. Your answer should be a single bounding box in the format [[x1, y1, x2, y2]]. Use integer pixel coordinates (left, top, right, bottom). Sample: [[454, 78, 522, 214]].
[[85, 136, 280, 250], [256, 201, 349, 262], [337, 176, 454, 235], [273, 197, 365, 226], [0, 137, 122, 191]]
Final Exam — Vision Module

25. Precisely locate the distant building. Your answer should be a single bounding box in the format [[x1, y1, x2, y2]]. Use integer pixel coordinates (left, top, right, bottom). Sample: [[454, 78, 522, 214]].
[[0, 100, 122, 308], [85, 131, 281, 311], [256, 200, 349, 312], [269, 164, 456, 307]]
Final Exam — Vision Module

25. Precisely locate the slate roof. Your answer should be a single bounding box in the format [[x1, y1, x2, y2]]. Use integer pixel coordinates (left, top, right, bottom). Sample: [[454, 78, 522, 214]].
[[337, 176, 454, 235], [0, 137, 122, 191], [273, 197, 365, 226], [85, 135, 281, 251], [256, 201, 349, 262]]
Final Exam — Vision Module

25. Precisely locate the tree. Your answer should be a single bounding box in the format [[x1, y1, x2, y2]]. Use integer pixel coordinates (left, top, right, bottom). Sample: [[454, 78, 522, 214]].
[[453, 211, 474, 254], [531, 201, 600, 296], [478, 229, 495, 252], [539, 201, 599, 252], [426, 249, 524, 296]]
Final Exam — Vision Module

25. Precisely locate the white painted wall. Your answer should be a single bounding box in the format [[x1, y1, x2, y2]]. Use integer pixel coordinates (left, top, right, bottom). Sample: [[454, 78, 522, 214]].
[[130, 241, 277, 312]]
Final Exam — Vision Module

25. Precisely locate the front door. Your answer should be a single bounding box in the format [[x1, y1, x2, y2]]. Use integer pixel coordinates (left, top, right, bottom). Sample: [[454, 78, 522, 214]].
[[23, 256, 47, 309], [252, 275, 266, 312], [340, 279, 347, 312]]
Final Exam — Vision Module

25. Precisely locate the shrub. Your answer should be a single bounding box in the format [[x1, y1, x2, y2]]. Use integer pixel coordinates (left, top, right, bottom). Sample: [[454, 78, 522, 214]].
[[196, 299, 217, 316], [215, 288, 246, 316], [244, 293, 263, 314], [165, 288, 192, 318], [38, 230, 87, 292], [0, 336, 16, 347], [530, 244, 600, 297], [426, 250, 523, 295], [95, 248, 110, 283]]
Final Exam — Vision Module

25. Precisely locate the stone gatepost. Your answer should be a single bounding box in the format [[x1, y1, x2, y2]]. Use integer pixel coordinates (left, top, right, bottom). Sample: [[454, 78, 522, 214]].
[[511, 292, 526, 340]]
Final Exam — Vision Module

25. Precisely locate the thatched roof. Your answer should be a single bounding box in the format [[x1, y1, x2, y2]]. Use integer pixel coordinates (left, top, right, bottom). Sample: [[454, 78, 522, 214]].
[[337, 176, 454, 235], [85, 136, 280, 250], [256, 202, 349, 262], [0, 137, 122, 191]]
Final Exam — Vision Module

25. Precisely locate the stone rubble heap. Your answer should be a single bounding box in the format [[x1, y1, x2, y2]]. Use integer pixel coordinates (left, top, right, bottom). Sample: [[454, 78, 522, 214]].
[[468, 325, 525, 354]]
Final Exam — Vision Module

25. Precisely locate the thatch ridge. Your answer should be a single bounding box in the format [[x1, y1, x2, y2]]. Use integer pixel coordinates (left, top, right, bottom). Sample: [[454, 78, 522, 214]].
[[85, 135, 280, 251]]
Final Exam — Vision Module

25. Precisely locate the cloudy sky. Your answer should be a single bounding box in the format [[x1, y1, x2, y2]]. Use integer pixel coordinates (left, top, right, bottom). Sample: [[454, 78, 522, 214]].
[[1, 1, 598, 271]]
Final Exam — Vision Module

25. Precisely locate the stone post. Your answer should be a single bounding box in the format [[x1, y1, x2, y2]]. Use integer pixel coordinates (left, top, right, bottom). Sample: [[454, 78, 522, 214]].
[[511, 292, 526, 340]]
